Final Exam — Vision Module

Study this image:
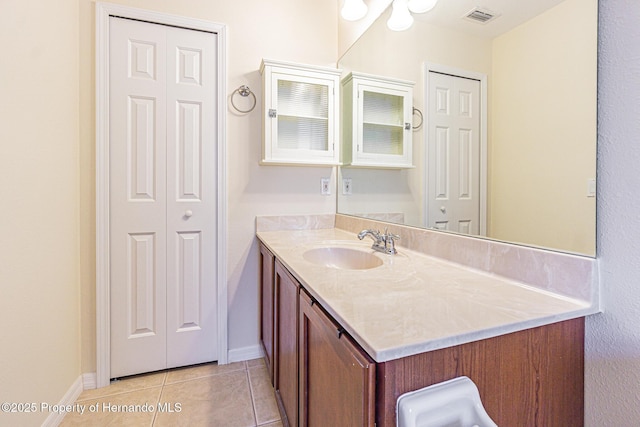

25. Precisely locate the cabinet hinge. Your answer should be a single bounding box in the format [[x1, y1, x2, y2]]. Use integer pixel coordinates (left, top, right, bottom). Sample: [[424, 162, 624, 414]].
[[337, 327, 345, 339], [268, 109, 277, 118]]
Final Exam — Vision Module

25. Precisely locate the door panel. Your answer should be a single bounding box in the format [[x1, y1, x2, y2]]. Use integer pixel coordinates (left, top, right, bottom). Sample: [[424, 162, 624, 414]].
[[165, 24, 218, 368], [428, 72, 481, 234], [110, 17, 168, 378], [274, 260, 299, 427], [109, 16, 218, 378], [127, 233, 156, 337], [260, 244, 275, 381], [298, 289, 375, 427]]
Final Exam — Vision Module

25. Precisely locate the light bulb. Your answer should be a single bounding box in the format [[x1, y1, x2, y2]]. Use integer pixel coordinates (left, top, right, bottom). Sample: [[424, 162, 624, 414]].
[[408, 0, 438, 14], [387, 0, 414, 31], [341, 0, 368, 21]]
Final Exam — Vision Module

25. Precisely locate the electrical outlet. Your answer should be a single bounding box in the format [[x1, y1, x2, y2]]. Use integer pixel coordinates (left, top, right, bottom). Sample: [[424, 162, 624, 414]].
[[342, 178, 353, 195], [321, 178, 330, 195]]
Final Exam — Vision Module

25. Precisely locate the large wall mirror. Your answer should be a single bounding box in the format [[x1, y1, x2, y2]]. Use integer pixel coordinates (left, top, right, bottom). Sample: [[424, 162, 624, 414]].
[[337, 0, 597, 256]]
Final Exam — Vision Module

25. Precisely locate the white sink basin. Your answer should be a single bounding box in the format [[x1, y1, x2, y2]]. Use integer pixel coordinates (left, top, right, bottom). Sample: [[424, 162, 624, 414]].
[[303, 247, 383, 270]]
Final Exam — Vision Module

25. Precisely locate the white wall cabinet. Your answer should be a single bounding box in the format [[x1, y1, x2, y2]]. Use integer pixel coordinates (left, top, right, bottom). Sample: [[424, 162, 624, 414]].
[[342, 72, 414, 168], [260, 59, 342, 166]]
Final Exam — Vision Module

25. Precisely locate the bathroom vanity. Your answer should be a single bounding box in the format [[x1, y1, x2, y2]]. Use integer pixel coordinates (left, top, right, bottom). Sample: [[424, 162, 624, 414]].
[[257, 219, 597, 427]]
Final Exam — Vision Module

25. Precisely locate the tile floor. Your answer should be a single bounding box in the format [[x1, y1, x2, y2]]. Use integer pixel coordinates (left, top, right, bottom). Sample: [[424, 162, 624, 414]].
[[60, 358, 282, 427]]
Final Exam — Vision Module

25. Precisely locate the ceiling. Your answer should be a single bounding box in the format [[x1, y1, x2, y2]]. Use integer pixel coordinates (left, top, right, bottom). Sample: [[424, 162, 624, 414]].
[[411, 0, 567, 39]]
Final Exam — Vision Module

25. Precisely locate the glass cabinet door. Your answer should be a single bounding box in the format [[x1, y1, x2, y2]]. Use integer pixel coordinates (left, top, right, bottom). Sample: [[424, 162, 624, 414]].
[[361, 89, 406, 156], [260, 59, 341, 166], [342, 72, 414, 168], [275, 79, 330, 152]]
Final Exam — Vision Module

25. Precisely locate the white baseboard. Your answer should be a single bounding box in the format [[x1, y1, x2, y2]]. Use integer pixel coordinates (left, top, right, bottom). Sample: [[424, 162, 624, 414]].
[[82, 372, 97, 390], [41, 375, 83, 427], [227, 344, 263, 363]]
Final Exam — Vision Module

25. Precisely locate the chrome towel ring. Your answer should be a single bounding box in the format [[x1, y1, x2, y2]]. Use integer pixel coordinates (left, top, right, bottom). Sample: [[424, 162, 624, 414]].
[[231, 85, 257, 113], [412, 107, 423, 130]]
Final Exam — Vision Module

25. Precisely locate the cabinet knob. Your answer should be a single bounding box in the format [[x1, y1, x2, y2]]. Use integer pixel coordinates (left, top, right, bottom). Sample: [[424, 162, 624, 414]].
[[440, 206, 446, 213], [184, 210, 193, 218]]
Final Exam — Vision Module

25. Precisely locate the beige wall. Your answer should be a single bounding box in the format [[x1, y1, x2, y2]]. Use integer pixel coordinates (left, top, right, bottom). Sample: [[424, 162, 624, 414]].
[[78, 0, 339, 374], [0, 0, 81, 425], [490, 0, 597, 254]]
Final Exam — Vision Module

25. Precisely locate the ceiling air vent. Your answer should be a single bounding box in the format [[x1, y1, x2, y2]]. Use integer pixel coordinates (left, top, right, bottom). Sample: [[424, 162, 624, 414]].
[[464, 7, 500, 24]]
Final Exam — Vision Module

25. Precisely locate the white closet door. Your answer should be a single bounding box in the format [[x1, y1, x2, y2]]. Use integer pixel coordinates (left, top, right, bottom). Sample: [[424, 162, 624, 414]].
[[428, 72, 481, 234], [165, 25, 218, 368], [109, 17, 218, 378]]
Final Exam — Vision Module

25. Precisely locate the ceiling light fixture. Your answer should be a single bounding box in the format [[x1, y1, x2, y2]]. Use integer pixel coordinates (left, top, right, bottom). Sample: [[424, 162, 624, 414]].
[[407, 0, 438, 14], [387, 0, 414, 32], [341, 0, 368, 21]]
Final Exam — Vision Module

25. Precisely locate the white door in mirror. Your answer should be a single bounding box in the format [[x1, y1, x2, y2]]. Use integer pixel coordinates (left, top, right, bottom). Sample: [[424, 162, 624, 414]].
[[427, 71, 481, 235]]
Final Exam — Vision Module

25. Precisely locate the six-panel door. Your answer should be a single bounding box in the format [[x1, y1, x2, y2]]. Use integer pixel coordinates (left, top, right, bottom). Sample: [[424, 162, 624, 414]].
[[109, 16, 219, 378]]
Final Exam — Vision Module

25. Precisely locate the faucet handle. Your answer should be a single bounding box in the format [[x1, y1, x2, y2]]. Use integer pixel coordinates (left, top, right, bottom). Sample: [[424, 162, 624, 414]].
[[383, 229, 400, 254], [383, 228, 400, 240]]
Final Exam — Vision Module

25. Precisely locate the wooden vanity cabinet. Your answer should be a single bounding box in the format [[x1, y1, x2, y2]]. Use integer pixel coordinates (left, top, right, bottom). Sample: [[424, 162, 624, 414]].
[[374, 318, 585, 427], [258, 244, 275, 381], [259, 243, 584, 427], [273, 260, 300, 427], [298, 289, 375, 427]]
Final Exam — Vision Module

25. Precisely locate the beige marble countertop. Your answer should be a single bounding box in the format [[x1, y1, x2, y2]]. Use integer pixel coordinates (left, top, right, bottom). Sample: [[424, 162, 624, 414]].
[[257, 228, 593, 363]]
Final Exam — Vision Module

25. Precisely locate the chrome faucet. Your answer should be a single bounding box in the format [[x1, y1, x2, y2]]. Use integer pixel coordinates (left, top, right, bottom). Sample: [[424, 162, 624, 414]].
[[357, 228, 400, 255]]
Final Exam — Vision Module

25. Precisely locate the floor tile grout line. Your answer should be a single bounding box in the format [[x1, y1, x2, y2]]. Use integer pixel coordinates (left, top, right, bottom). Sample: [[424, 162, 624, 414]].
[[151, 381, 166, 426], [163, 362, 248, 386], [246, 367, 260, 427], [74, 384, 164, 403]]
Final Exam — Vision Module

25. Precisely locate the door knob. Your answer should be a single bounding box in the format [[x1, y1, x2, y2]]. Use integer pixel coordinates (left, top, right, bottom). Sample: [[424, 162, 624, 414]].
[[184, 210, 193, 218]]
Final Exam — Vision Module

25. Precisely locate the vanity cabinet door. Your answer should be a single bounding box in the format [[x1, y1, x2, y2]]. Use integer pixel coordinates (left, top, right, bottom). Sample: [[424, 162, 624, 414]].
[[298, 289, 375, 427], [342, 72, 414, 168], [259, 243, 275, 382], [274, 260, 300, 427], [260, 59, 342, 166]]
